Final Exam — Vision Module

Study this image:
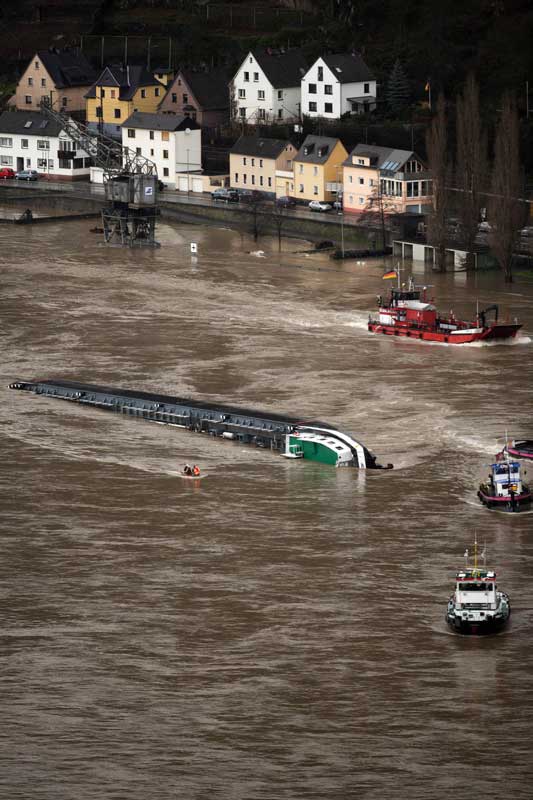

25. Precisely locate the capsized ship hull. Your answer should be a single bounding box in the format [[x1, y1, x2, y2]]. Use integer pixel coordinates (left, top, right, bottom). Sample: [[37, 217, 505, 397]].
[[9, 379, 392, 470]]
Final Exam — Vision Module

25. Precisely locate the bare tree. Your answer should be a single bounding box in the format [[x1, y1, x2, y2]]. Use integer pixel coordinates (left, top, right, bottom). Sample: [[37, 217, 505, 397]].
[[357, 184, 395, 250], [270, 200, 287, 250], [456, 74, 487, 270], [426, 94, 450, 271], [246, 190, 265, 241], [489, 95, 525, 282]]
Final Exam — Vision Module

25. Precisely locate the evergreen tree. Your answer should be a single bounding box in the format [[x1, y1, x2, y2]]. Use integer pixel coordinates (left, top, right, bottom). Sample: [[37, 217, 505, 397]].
[[386, 59, 410, 116]]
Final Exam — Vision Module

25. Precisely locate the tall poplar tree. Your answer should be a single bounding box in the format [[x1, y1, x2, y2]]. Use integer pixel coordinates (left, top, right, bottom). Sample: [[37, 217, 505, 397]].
[[386, 59, 410, 117], [489, 95, 524, 282], [456, 74, 487, 270], [426, 94, 449, 272]]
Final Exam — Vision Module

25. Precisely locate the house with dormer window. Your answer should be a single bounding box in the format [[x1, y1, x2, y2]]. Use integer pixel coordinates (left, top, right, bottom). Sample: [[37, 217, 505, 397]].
[[230, 49, 308, 125], [301, 53, 376, 119], [0, 110, 92, 179], [85, 65, 165, 138], [229, 136, 297, 196], [342, 144, 433, 214], [293, 135, 348, 203]]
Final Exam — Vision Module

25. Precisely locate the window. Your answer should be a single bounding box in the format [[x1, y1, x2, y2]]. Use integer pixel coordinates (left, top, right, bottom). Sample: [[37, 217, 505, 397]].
[[313, 185, 318, 195], [299, 164, 303, 174], [299, 183, 304, 193], [258, 90, 265, 100], [259, 159, 263, 167], [149, 130, 154, 140], [239, 108, 246, 118], [0, 137, 13, 147], [243, 174, 247, 184], [183, 93, 188, 103], [171, 93, 177, 103], [308, 101, 317, 112], [62, 97, 67, 107], [364, 82, 370, 94], [28, 77, 33, 86], [258, 108, 266, 119], [357, 158, 364, 165], [37, 158, 47, 168], [324, 85, 333, 95], [21, 139, 29, 149], [317, 66, 323, 81], [141, 89, 146, 98], [253, 72, 259, 82], [114, 108, 121, 119], [238, 89, 246, 99], [278, 109, 283, 119], [150, 149, 154, 156], [259, 175, 263, 186], [155, 88, 160, 97], [37, 140, 49, 150], [369, 178, 374, 186], [244, 71, 249, 82], [163, 167, 169, 176], [324, 102, 333, 113], [110, 90, 116, 99], [359, 197, 364, 204], [348, 175, 353, 183], [268, 177, 272, 187], [243, 157, 247, 165], [308, 83, 317, 94], [313, 166, 318, 176], [0, 155, 13, 165], [251, 175, 255, 185], [25, 96, 32, 105], [127, 129, 135, 138], [235, 173, 239, 183], [41, 78, 46, 87], [359, 177, 364, 185], [161, 131, 169, 141], [251, 158, 255, 166], [35, 61, 39, 69], [136, 147, 141, 155], [59, 140, 74, 152], [277, 90, 283, 100], [96, 106, 102, 117], [163, 150, 169, 159]]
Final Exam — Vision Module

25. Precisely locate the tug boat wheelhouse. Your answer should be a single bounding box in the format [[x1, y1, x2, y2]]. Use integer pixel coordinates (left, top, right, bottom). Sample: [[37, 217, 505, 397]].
[[477, 458, 531, 512], [368, 277, 521, 344], [446, 554, 511, 636]]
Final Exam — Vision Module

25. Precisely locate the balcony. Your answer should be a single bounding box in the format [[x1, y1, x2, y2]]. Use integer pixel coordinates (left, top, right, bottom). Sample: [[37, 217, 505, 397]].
[[57, 150, 76, 160]]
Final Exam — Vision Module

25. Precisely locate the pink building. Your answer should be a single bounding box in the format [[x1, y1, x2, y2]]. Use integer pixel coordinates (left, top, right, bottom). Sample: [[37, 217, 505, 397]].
[[158, 69, 229, 130], [9, 49, 96, 115], [342, 144, 433, 215]]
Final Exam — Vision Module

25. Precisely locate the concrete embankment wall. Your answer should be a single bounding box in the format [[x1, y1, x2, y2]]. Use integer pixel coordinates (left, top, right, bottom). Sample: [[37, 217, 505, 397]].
[[0, 190, 102, 223], [159, 199, 374, 248]]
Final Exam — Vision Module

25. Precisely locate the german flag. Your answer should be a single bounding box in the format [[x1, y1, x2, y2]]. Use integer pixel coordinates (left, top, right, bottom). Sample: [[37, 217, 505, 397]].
[[382, 270, 398, 280]]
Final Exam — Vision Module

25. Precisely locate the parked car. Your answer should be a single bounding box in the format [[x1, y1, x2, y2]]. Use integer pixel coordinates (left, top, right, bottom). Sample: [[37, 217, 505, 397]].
[[211, 187, 239, 202], [309, 200, 332, 212], [15, 169, 39, 181], [520, 226, 533, 238], [0, 167, 15, 179], [276, 196, 296, 207]]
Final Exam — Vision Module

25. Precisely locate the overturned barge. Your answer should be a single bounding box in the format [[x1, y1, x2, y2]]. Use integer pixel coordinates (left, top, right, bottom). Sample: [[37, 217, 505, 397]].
[[9, 379, 392, 470]]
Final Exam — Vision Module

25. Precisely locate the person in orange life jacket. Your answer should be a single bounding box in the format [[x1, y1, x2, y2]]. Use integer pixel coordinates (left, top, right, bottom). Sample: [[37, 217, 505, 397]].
[[192, 465, 201, 477]]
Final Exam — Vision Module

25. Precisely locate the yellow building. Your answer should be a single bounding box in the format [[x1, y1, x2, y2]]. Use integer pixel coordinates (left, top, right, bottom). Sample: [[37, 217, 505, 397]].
[[293, 135, 348, 203], [85, 65, 165, 138], [229, 136, 297, 197]]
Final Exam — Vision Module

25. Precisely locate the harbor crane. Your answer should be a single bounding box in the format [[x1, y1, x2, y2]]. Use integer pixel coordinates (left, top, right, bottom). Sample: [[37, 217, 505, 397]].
[[40, 99, 160, 247]]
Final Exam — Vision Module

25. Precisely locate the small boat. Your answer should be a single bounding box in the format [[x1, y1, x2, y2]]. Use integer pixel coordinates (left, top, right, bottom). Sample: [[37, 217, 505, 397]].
[[368, 276, 521, 344], [502, 439, 533, 462], [446, 543, 511, 635], [477, 457, 531, 512]]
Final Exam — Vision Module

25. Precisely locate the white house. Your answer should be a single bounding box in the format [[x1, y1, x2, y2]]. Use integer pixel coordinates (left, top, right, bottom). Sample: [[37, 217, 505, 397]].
[[301, 53, 376, 119], [121, 111, 201, 188], [230, 49, 308, 125], [0, 110, 91, 179]]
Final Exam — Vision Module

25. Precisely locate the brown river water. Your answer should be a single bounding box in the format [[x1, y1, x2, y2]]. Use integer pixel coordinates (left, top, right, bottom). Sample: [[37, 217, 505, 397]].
[[1, 218, 533, 799]]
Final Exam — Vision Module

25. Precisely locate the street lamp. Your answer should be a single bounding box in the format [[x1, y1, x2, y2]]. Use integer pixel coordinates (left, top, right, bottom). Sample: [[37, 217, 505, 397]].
[[336, 165, 344, 258]]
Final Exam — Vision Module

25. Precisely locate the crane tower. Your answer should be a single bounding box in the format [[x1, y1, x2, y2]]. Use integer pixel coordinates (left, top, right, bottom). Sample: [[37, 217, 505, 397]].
[[40, 99, 160, 247]]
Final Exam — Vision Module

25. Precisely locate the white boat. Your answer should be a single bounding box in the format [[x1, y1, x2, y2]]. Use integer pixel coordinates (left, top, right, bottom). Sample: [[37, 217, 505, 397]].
[[446, 542, 510, 635]]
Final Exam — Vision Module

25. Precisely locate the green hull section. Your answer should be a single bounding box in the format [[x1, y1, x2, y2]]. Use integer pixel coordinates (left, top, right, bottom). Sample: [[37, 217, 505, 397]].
[[289, 435, 338, 465]]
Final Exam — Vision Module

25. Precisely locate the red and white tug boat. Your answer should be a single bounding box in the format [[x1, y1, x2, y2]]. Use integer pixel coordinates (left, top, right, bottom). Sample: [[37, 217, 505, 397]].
[[478, 457, 531, 513], [502, 439, 533, 462], [368, 277, 521, 344]]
